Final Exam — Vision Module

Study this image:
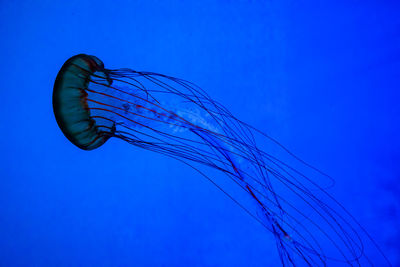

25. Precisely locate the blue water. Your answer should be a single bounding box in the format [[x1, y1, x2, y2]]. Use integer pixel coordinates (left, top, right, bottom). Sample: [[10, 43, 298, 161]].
[[1, 1, 399, 266]]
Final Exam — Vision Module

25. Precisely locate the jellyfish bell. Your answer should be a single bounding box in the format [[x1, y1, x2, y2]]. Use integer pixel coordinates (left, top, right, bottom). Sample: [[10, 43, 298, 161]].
[[52, 54, 391, 266], [53, 54, 114, 150]]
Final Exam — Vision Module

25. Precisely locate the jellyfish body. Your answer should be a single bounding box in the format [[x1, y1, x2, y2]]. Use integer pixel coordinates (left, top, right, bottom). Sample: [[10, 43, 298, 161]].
[[53, 54, 391, 266]]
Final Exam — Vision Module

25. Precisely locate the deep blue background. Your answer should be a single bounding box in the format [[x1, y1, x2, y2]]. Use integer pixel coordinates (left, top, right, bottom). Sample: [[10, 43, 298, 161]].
[[0, 0, 399, 266]]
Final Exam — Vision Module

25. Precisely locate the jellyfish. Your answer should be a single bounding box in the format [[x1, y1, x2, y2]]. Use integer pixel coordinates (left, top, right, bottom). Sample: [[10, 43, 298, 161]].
[[52, 54, 390, 266]]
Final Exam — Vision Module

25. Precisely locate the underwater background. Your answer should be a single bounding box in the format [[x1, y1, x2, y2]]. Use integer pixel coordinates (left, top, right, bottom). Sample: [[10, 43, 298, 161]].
[[0, 0, 399, 266]]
